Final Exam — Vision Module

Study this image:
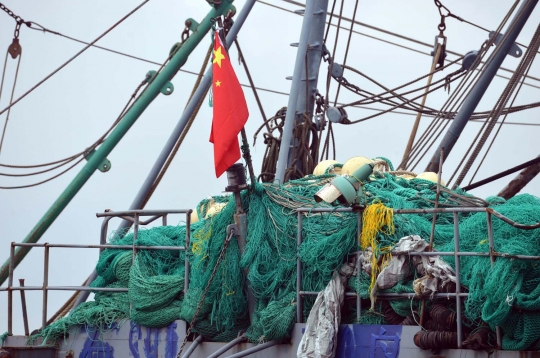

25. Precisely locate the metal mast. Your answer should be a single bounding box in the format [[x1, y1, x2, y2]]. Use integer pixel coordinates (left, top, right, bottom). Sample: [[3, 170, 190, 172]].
[[274, 0, 329, 184]]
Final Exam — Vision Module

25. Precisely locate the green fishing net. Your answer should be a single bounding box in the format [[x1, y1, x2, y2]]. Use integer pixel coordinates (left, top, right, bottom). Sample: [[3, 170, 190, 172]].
[[34, 162, 540, 350]]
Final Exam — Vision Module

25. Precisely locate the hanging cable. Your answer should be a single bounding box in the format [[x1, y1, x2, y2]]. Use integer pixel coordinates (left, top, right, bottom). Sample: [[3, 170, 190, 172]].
[[283, 0, 540, 84], [319, 1, 360, 164], [431, 1, 528, 177], [408, 0, 523, 171], [0, 38, 22, 157], [259, 0, 540, 89], [0, 0, 150, 117], [450, 22, 540, 188], [332, 0, 358, 108], [406, 0, 520, 169], [235, 39, 268, 131], [324, 0, 338, 43], [0, 3, 28, 157], [338, 56, 462, 110], [0, 72, 152, 188], [405, 17, 514, 170], [320, 0, 345, 162], [467, 56, 535, 184], [343, 69, 467, 125], [400, 44, 443, 169]]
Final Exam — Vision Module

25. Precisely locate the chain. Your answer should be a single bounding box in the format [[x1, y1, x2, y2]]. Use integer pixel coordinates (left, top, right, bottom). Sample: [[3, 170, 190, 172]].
[[175, 229, 235, 358], [434, 0, 452, 35], [0, 3, 30, 39], [181, 25, 190, 43]]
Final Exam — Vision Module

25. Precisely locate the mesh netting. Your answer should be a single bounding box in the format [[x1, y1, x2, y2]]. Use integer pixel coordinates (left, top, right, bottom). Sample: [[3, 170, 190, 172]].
[[34, 161, 540, 350]]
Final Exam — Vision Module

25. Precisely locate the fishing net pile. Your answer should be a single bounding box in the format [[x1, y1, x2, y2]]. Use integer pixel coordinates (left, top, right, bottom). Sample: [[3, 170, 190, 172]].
[[34, 158, 540, 351]]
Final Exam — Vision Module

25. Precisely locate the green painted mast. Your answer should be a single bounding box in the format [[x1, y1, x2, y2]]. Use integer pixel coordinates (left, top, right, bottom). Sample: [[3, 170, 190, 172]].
[[0, 0, 236, 285]]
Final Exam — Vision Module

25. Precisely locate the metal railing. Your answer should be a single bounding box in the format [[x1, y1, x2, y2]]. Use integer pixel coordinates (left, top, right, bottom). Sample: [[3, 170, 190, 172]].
[[2, 209, 192, 335], [295, 206, 540, 349]]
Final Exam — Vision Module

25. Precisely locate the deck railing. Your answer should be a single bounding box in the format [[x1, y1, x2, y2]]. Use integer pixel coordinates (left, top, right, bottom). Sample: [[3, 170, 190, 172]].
[[1, 209, 192, 335], [4, 205, 540, 350], [295, 206, 540, 349]]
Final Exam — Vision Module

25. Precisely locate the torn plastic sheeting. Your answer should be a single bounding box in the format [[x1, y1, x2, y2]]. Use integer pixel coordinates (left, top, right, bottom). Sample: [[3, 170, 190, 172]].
[[297, 258, 356, 358], [371, 235, 456, 302]]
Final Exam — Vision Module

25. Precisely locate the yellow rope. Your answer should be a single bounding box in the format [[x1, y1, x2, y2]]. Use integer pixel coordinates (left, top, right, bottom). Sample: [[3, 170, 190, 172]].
[[360, 200, 395, 249], [360, 200, 395, 293]]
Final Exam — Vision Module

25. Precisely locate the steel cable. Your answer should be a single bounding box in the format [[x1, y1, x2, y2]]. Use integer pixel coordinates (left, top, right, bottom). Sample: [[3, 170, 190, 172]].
[[277, 0, 540, 86], [451, 22, 540, 188], [434, 0, 530, 179], [467, 55, 535, 185], [404, 0, 520, 171], [321, 0, 345, 161], [0, 76, 150, 187], [0, 0, 151, 117], [0, 49, 21, 157]]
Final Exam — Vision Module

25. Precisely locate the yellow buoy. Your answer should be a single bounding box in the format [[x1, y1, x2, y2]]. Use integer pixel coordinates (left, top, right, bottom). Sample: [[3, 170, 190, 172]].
[[398, 174, 416, 180], [313, 160, 342, 175], [205, 202, 227, 218], [190, 210, 200, 224], [416, 171, 446, 186], [342, 156, 373, 176]]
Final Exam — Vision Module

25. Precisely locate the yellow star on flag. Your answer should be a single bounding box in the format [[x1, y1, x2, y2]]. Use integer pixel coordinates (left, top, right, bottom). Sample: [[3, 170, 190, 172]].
[[215, 80, 221, 87], [213, 46, 225, 68]]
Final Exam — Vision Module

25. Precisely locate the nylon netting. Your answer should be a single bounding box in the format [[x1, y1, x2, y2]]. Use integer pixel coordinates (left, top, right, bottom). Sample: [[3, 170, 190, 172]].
[[34, 159, 540, 350]]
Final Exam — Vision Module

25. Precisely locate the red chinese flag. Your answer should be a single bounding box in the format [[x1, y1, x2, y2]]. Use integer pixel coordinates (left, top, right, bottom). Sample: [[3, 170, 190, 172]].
[[209, 31, 249, 178]]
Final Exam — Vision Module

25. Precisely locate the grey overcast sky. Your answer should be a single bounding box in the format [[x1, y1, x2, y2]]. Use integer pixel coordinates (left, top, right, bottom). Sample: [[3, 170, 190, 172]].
[[0, 0, 539, 334]]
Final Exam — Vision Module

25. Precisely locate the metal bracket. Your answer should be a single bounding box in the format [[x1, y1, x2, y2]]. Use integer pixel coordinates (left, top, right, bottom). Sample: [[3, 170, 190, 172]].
[[326, 106, 348, 124], [462, 50, 479, 71], [84, 149, 111, 173], [290, 41, 321, 50], [489, 31, 522, 58], [226, 224, 238, 237], [145, 70, 174, 95], [225, 183, 248, 192], [185, 18, 199, 32], [8, 38, 21, 59], [331, 62, 344, 80], [430, 35, 447, 69], [321, 43, 331, 63]]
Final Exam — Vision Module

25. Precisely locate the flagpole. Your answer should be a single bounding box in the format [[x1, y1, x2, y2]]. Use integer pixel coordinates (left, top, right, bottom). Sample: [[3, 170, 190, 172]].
[[216, 17, 257, 187]]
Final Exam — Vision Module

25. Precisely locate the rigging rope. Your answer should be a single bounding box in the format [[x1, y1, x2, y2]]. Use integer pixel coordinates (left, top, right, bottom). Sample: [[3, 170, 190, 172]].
[[320, 0, 346, 162], [0, 0, 150, 117], [4, 4, 538, 127], [334, 51, 463, 112], [402, 0, 520, 171], [260, 0, 540, 90], [450, 22, 540, 188], [321, 0, 359, 163], [401, 44, 443, 169], [0, 74, 150, 188], [0, 43, 22, 157], [235, 40, 268, 131], [468, 58, 534, 185], [255, 108, 286, 182]]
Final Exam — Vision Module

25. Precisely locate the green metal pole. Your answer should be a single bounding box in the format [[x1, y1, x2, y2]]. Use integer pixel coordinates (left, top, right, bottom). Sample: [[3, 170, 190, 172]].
[[0, 1, 236, 285]]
